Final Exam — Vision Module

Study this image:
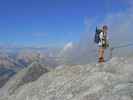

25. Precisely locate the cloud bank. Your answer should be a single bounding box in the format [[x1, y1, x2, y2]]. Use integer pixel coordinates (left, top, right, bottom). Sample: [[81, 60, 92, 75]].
[[60, 0, 133, 64]]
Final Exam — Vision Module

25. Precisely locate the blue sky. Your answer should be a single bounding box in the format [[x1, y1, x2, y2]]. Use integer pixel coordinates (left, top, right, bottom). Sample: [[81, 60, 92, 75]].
[[0, 0, 129, 47]]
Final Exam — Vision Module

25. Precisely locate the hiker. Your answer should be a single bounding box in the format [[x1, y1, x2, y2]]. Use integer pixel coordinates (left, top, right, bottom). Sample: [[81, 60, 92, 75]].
[[94, 25, 109, 63]]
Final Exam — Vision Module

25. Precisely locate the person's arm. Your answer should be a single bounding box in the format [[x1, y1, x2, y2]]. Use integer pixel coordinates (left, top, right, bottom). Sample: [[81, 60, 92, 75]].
[[99, 32, 104, 45]]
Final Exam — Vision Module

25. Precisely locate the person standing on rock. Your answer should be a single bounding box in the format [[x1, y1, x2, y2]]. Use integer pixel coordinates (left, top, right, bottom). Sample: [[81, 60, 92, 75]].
[[94, 25, 109, 63]]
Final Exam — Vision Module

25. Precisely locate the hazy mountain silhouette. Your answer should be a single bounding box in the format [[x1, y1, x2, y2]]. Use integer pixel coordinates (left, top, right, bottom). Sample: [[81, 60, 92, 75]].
[[0, 47, 61, 88]]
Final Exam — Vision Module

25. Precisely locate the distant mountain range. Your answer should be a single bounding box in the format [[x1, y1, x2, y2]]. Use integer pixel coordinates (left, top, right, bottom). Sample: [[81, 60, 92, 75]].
[[0, 46, 61, 88]]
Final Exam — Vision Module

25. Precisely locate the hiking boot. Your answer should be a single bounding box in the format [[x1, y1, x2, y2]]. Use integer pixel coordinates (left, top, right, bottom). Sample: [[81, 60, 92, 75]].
[[98, 58, 105, 63]]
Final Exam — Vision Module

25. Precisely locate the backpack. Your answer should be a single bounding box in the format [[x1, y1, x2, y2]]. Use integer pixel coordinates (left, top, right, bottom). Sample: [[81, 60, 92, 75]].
[[94, 27, 102, 44]]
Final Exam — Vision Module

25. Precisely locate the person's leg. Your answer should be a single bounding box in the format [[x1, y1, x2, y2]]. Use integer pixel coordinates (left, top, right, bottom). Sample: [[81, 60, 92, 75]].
[[98, 47, 105, 63], [101, 48, 105, 62]]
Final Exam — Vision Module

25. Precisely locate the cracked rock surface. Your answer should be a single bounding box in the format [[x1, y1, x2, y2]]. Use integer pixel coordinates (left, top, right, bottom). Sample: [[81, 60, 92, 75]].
[[1, 57, 133, 100]]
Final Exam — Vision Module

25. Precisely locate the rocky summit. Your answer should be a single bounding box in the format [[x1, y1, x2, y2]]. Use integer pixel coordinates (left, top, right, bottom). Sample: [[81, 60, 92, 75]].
[[1, 57, 133, 100]]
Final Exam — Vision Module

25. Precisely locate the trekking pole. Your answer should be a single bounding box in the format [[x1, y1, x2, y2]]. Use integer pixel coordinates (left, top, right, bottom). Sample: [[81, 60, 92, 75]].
[[109, 43, 133, 59], [109, 47, 114, 59]]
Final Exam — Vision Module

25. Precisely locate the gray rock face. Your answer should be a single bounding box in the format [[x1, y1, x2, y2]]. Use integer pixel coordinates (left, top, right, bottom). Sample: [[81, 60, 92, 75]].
[[0, 53, 23, 88], [0, 61, 49, 97], [1, 57, 133, 100]]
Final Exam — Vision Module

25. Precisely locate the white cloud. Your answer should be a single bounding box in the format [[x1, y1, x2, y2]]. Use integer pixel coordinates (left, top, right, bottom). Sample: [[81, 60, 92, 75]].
[[60, 0, 133, 64]]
